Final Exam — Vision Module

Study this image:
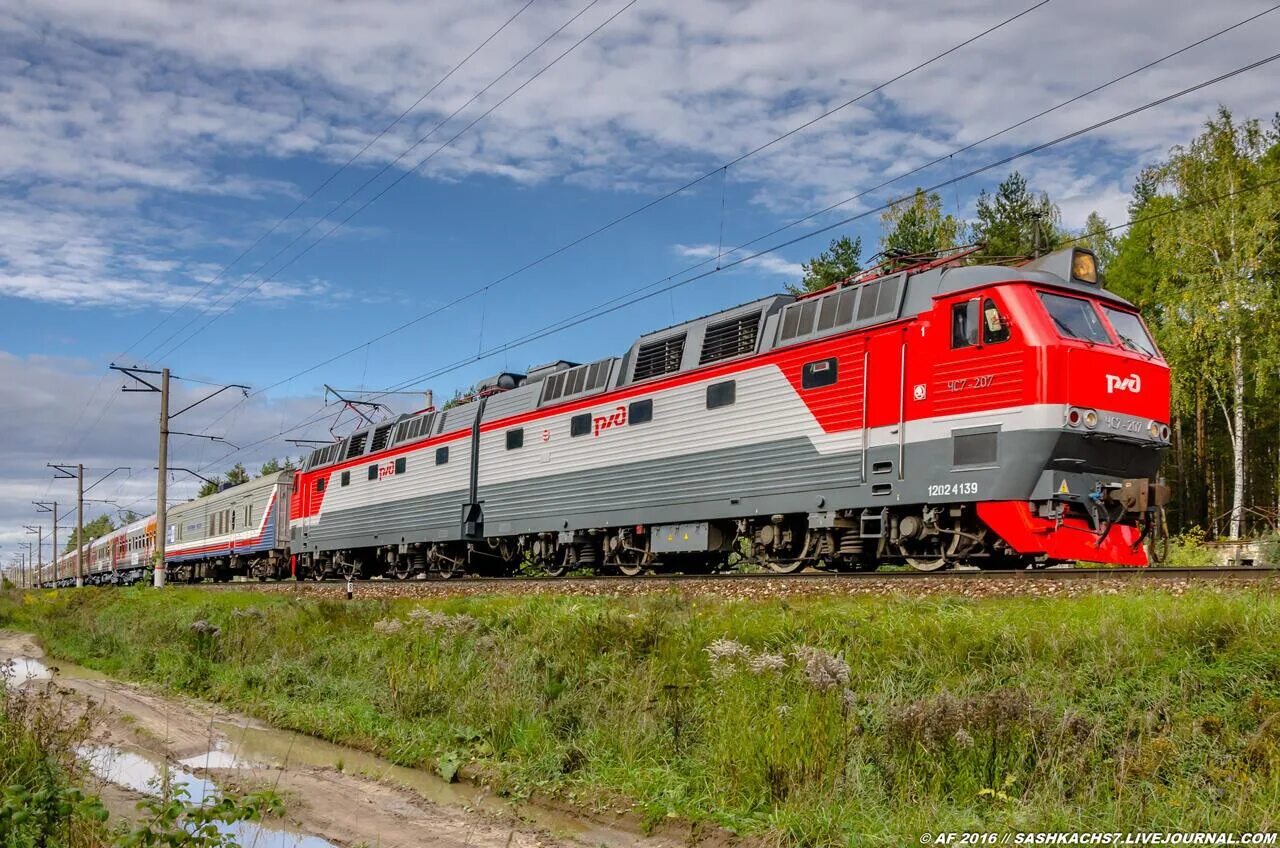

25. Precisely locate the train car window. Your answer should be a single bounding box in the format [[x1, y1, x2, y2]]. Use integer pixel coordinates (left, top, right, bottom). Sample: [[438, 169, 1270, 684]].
[[1038, 292, 1113, 344], [570, 413, 592, 437], [231, 510, 237, 531], [506, 428, 524, 450], [368, 464, 378, 480], [436, 446, 449, 465], [629, 399, 653, 425], [802, 358, 839, 389], [315, 478, 326, 493], [951, 301, 979, 348], [982, 299, 1010, 344], [706, 380, 736, 409], [395, 457, 407, 475], [1101, 305, 1159, 357]]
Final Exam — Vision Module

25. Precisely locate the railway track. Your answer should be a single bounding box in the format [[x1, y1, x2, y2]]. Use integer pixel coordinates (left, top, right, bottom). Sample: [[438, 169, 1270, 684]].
[[189, 565, 1280, 601]]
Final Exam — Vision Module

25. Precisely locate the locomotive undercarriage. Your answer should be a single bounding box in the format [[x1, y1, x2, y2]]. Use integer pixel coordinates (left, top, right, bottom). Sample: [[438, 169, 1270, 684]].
[[289, 503, 1046, 580]]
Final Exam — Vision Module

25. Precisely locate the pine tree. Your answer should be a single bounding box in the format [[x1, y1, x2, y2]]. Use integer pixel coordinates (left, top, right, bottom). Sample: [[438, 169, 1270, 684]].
[[786, 235, 863, 294]]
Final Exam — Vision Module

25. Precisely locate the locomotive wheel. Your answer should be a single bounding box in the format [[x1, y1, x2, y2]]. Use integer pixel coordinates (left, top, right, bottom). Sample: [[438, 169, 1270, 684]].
[[437, 557, 461, 579], [904, 554, 948, 572], [618, 561, 645, 577], [764, 558, 805, 574]]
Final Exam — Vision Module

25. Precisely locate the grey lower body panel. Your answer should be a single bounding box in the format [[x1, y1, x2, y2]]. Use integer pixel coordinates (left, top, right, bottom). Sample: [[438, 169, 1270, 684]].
[[298, 428, 1162, 551]]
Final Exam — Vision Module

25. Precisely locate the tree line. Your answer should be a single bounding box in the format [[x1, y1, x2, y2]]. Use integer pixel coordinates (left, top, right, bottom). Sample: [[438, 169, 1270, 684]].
[[793, 106, 1280, 539]]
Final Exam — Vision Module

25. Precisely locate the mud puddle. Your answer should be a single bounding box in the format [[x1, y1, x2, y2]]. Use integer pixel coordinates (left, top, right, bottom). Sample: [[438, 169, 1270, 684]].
[[79, 744, 335, 847], [3, 655, 51, 681], [211, 718, 662, 847]]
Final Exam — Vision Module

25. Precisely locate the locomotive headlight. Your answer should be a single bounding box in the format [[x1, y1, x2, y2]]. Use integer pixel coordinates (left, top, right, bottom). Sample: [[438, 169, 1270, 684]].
[[1148, 420, 1161, 440], [1083, 409, 1099, 429], [1071, 249, 1099, 284]]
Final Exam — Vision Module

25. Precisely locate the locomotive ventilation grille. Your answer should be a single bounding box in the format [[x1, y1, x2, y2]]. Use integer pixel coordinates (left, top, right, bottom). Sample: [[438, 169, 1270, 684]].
[[698, 312, 761, 364], [632, 334, 687, 381]]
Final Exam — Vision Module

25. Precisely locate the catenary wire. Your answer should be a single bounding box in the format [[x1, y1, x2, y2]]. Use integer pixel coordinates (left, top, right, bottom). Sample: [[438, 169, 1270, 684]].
[[142, 0, 624, 364], [195, 49, 1280, 467], [191, 10, 1279, 448], [117, 0, 541, 362], [168, 0, 1053, 392]]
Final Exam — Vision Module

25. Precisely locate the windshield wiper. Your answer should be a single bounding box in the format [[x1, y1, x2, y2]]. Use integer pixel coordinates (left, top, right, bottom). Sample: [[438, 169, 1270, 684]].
[[1116, 333, 1153, 359], [1050, 314, 1092, 345]]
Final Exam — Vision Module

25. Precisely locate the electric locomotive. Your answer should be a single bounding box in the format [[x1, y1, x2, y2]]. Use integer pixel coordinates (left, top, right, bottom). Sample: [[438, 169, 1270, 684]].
[[35, 245, 1167, 587], [281, 245, 1169, 577]]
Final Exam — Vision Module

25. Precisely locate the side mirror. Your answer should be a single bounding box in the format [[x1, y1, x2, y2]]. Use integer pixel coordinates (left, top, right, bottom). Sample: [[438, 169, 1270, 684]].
[[984, 303, 1006, 334]]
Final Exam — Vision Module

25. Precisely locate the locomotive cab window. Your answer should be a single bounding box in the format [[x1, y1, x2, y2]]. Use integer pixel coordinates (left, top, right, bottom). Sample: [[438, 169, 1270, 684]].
[[368, 464, 378, 480], [706, 380, 736, 409], [629, 399, 653, 425], [1038, 292, 1113, 344], [982, 299, 1010, 344], [951, 300, 980, 348], [802, 358, 838, 389], [435, 446, 449, 465], [570, 413, 592, 437], [315, 478, 325, 493], [506, 429, 524, 450], [1102, 306, 1159, 357], [341, 471, 350, 487]]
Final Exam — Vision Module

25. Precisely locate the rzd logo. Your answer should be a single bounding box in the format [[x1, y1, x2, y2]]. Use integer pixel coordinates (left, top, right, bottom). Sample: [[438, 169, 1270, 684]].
[[593, 405, 627, 437], [1105, 373, 1141, 393]]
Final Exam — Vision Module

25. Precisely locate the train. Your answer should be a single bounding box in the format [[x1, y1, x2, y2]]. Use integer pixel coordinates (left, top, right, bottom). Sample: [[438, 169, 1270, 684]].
[[34, 245, 1171, 586]]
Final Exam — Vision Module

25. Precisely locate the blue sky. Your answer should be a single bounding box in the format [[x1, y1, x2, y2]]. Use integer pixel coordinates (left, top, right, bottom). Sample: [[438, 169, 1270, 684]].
[[2, 0, 1278, 554]]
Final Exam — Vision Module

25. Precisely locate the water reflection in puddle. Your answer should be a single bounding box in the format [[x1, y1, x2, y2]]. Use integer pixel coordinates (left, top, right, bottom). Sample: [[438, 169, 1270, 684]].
[[4, 656, 51, 681], [77, 745, 336, 848], [178, 739, 259, 770]]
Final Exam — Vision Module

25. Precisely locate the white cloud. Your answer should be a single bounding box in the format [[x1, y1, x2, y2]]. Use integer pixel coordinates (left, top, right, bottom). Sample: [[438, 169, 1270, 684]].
[[675, 242, 803, 280]]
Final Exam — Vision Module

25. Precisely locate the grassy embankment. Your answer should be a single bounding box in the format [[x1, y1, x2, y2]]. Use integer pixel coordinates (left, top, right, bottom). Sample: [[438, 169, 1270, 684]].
[[4, 586, 1279, 846]]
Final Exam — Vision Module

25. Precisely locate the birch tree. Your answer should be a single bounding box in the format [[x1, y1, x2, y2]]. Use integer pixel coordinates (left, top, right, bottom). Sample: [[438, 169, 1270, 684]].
[[1148, 108, 1280, 538]]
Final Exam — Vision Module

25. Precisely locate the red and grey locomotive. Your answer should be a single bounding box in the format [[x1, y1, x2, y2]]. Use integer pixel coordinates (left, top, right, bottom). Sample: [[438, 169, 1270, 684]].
[[37, 244, 1170, 585]]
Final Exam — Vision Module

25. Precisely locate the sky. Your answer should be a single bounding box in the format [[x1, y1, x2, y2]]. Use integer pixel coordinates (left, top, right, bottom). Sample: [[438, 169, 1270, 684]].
[[1, 0, 1278, 560]]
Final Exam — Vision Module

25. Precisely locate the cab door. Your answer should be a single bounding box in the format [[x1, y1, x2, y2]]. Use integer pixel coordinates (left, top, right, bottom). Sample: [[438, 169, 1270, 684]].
[[929, 292, 1021, 470]]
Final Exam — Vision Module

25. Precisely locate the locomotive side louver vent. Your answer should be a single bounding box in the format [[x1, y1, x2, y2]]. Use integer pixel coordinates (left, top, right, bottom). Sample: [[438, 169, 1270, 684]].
[[394, 412, 436, 444], [632, 335, 686, 381], [345, 431, 369, 459], [778, 273, 903, 345], [540, 358, 616, 404], [370, 423, 395, 454], [699, 313, 760, 364]]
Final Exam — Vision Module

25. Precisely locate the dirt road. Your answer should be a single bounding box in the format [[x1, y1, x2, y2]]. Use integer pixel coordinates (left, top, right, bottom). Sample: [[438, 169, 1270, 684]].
[[0, 630, 679, 848]]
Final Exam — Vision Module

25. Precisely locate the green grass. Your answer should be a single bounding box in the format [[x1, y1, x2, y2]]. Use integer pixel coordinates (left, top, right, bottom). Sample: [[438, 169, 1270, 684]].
[[4, 585, 1280, 845]]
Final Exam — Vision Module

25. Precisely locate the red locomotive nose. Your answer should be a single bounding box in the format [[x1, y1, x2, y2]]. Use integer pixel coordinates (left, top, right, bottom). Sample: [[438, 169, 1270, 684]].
[[1063, 347, 1170, 421]]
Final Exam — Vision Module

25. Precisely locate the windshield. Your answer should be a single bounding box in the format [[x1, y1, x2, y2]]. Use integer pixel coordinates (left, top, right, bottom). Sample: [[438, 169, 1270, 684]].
[[1038, 292, 1113, 344], [1102, 306, 1159, 357]]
